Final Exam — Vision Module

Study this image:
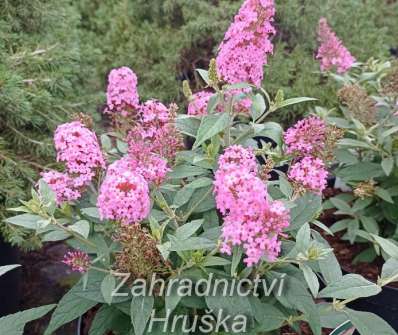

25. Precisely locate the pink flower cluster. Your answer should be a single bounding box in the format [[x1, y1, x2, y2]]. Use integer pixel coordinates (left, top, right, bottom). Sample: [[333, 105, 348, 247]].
[[288, 156, 328, 194], [54, 121, 105, 186], [128, 100, 181, 162], [214, 145, 289, 265], [188, 91, 213, 116], [41, 171, 81, 204], [97, 158, 151, 225], [105, 67, 139, 117], [63, 250, 90, 273], [284, 116, 326, 156], [316, 18, 355, 74], [216, 0, 275, 87], [43, 121, 105, 204]]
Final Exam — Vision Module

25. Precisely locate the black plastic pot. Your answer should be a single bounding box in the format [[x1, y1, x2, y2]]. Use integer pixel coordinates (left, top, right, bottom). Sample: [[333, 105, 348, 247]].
[[347, 284, 398, 331], [0, 237, 21, 316]]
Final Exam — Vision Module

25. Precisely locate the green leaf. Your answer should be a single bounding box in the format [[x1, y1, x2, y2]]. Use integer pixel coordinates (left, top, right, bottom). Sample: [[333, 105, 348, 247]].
[[330, 197, 352, 213], [279, 175, 293, 198], [372, 234, 398, 258], [205, 289, 253, 318], [288, 193, 322, 231], [4, 214, 41, 230], [38, 179, 56, 214], [345, 309, 397, 335], [175, 219, 203, 240], [271, 272, 321, 335], [360, 216, 379, 235], [45, 283, 98, 335], [380, 258, 398, 284], [273, 97, 317, 111], [330, 321, 355, 335], [375, 187, 394, 203], [165, 284, 182, 314], [42, 230, 70, 242], [231, 246, 243, 276], [167, 165, 208, 179], [382, 157, 394, 176], [69, 220, 90, 239], [176, 115, 201, 137], [193, 112, 230, 149], [130, 295, 154, 335], [337, 163, 384, 181], [89, 305, 130, 335], [296, 223, 311, 252], [313, 232, 342, 285], [101, 134, 112, 151], [0, 304, 56, 335], [251, 298, 285, 331], [337, 139, 374, 150], [202, 256, 231, 267], [253, 122, 283, 147], [196, 69, 209, 84], [382, 125, 398, 138], [300, 263, 319, 297], [250, 93, 266, 121], [168, 235, 216, 251], [81, 207, 101, 219], [318, 274, 381, 299], [0, 264, 21, 277], [101, 274, 116, 305]]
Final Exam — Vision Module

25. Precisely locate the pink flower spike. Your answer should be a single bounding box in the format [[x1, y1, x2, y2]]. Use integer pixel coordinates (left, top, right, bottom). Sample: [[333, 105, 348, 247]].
[[105, 66, 139, 117], [216, 0, 276, 87], [63, 250, 90, 273], [316, 17, 355, 74]]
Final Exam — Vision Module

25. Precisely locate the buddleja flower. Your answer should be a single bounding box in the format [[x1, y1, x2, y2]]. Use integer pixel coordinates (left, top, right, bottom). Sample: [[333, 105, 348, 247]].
[[54, 121, 105, 186], [214, 145, 289, 266], [284, 116, 327, 157], [41, 170, 81, 204], [97, 158, 150, 225], [63, 250, 90, 273], [288, 156, 328, 194], [216, 0, 275, 87], [316, 17, 355, 73], [128, 100, 182, 162], [188, 91, 213, 116], [105, 67, 139, 117]]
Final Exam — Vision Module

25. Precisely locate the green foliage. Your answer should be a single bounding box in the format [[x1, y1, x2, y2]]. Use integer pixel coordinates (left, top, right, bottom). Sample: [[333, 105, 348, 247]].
[[0, 0, 103, 247], [77, 0, 398, 123]]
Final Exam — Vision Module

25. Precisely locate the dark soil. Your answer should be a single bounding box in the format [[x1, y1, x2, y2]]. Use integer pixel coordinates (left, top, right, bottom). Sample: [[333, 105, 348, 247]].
[[19, 243, 80, 335]]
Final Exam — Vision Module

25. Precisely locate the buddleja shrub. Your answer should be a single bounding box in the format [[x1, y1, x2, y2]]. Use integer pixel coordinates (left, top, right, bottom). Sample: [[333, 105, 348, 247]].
[[2, 1, 398, 335], [316, 59, 398, 265]]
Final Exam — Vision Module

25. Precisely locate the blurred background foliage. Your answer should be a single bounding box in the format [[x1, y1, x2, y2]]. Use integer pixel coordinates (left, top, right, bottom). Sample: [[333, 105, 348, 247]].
[[1, 0, 398, 247]]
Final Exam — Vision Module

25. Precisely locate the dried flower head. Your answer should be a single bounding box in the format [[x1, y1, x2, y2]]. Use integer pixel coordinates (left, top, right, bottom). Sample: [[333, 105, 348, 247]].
[[63, 250, 90, 273], [316, 18, 355, 73], [338, 85, 376, 125], [114, 224, 166, 281], [354, 180, 376, 199], [382, 63, 398, 99]]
